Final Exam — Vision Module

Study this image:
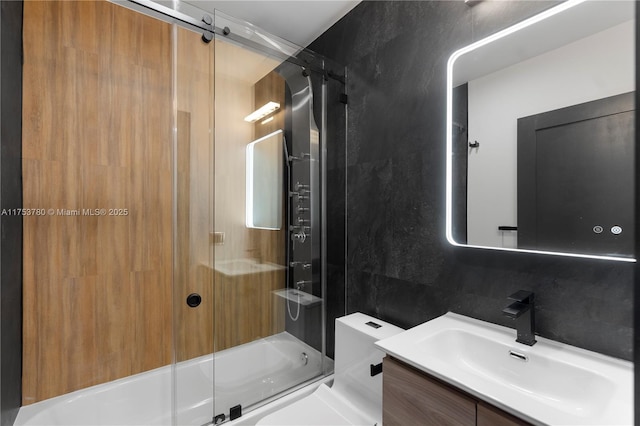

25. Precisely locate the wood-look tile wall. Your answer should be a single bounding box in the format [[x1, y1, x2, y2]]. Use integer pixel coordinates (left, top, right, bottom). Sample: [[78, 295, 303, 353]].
[[22, 0, 173, 404], [213, 269, 285, 350]]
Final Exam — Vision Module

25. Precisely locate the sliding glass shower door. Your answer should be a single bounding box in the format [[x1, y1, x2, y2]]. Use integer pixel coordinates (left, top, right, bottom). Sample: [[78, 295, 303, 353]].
[[210, 11, 333, 420], [172, 17, 216, 426]]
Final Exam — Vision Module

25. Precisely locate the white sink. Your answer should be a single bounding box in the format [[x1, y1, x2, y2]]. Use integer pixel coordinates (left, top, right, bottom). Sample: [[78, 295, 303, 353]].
[[375, 312, 632, 426]]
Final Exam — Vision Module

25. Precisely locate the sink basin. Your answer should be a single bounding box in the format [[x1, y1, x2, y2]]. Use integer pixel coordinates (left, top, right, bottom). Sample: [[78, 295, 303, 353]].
[[375, 313, 632, 425]]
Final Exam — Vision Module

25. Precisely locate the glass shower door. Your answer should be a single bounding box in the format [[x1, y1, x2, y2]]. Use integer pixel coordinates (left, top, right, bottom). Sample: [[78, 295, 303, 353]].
[[211, 11, 331, 420], [172, 17, 216, 426]]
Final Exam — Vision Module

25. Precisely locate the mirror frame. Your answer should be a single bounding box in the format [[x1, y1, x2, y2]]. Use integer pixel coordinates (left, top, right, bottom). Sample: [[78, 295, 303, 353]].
[[445, 0, 636, 263]]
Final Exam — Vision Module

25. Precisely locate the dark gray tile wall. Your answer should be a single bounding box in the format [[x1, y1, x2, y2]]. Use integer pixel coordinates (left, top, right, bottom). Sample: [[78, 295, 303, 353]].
[[0, 1, 23, 425], [310, 0, 633, 362]]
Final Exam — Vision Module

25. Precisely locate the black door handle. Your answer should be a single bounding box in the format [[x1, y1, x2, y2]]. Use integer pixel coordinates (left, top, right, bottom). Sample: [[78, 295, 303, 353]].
[[186, 293, 202, 308]]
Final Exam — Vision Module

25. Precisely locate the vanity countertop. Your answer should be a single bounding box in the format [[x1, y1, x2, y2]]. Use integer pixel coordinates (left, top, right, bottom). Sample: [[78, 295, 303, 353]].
[[375, 312, 633, 426]]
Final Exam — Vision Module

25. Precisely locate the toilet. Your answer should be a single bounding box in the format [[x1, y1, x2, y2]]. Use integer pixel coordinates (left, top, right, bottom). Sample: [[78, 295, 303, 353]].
[[257, 312, 404, 426]]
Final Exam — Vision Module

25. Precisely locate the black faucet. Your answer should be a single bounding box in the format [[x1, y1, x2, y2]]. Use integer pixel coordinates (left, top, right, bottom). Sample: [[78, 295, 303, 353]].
[[502, 290, 537, 346]]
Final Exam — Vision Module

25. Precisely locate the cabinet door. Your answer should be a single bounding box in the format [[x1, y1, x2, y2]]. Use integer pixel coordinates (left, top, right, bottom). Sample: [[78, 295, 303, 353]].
[[383, 357, 476, 426], [477, 402, 531, 426]]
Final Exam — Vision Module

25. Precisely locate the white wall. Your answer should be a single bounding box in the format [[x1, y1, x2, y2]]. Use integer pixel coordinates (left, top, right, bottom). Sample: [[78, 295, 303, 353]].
[[467, 20, 634, 248]]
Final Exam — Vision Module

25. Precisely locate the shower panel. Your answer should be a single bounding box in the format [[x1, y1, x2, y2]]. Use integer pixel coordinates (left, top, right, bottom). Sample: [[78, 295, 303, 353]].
[[277, 63, 321, 350]]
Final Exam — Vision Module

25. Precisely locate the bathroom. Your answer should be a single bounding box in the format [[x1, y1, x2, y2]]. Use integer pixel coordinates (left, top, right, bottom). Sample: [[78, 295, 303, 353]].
[[0, 0, 636, 425]]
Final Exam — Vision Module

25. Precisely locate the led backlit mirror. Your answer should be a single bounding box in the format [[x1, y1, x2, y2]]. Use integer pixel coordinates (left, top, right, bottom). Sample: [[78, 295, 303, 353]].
[[246, 130, 283, 230], [446, 0, 635, 262]]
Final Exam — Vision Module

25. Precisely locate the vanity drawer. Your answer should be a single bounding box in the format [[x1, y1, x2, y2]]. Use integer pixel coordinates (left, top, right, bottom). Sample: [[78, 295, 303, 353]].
[[383, 356, 476, 426], [477, 402, 530, 426], [383, 356, 532, 426]]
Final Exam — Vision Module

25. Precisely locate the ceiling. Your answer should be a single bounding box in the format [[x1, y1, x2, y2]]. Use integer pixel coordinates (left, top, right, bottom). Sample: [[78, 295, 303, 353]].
[[182, 0, 361, 47]]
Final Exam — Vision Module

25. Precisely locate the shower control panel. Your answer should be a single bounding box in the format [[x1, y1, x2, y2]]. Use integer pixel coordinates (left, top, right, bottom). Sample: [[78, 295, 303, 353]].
[[288, 149, 313, 296]]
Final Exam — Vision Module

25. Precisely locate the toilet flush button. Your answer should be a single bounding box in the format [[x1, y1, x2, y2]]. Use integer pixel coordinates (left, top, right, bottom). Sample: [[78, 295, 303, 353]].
[[611, 226, 623, 235], [366, 321, 382, 329]]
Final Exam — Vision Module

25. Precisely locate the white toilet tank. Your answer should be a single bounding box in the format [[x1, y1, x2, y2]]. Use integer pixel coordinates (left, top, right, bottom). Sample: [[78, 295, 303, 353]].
[[331, 313, 405, 422]]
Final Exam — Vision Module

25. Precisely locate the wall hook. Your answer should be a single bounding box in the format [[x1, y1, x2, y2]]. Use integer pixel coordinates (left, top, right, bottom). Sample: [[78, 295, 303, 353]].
[[468, 140, 480, 148]]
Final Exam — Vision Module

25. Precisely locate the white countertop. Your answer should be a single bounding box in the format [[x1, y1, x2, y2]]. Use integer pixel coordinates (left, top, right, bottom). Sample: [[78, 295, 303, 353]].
[[375, 312, 633, 426]]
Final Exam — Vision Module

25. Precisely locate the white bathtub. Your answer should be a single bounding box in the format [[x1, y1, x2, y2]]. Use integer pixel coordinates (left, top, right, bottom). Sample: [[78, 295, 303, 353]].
[[16, 332, 332, 426]]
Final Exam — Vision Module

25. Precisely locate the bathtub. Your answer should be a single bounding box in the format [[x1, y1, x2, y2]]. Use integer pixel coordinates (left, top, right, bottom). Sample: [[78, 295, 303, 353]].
[[15, 332, 332, 426]]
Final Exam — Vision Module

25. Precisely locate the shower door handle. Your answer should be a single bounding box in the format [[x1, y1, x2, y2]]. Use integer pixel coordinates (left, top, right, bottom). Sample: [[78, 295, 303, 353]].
[[186, 293, 202, 308]]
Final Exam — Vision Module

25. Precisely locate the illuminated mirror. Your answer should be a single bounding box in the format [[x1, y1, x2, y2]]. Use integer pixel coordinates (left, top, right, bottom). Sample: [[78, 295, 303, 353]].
[[246, 130, 283, 230], [446, 0, 635, 262]]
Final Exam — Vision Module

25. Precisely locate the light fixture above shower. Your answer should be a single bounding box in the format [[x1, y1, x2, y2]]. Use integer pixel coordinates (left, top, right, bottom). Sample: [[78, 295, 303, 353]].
[[244, 101, 280, 123]]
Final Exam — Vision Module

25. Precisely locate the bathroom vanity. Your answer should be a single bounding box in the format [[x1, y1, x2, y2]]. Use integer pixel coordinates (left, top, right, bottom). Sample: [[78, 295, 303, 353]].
[[383, 356, 529, 426], [375, 313, 633, 426]]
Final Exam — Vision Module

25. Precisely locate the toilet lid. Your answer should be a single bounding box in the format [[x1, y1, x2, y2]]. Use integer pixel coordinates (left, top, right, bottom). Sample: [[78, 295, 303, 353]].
[[256, 384, 376, 426]]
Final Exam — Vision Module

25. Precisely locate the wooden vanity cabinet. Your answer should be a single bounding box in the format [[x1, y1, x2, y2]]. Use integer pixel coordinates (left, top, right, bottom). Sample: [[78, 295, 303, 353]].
[[383, 356, 475, 425], [383, 357, 531, 426]]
